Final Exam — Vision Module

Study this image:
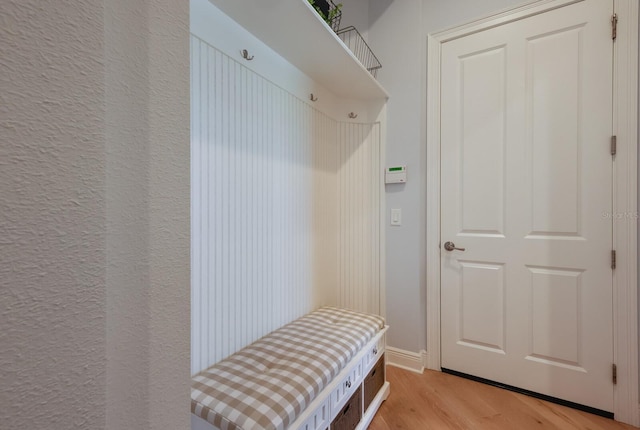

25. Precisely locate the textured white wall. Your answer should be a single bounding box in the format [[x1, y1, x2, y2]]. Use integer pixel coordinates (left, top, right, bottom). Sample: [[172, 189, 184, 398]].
[[105, 0, 190, 429], [0, 1, 108, 428], [105, 0, 151, 427], [144, 2, 190, 428], [1, 0, 190, 429]]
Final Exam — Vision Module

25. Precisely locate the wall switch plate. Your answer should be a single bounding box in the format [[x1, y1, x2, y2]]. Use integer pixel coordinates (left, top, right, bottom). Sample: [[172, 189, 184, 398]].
[[391, 209, 402, 226]]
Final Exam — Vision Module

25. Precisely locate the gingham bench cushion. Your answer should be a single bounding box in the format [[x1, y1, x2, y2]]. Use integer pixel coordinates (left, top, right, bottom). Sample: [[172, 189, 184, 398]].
[[191, 307, 385, 430]]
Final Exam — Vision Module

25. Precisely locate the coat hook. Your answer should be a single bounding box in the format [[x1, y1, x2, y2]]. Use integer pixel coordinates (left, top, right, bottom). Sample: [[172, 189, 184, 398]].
[[241, 49, 254, 61], [348, 112, 358, 119], [310, 93, 318, 102]]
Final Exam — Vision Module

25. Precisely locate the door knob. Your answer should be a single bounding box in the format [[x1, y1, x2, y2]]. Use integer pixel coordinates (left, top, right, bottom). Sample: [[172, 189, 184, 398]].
[[444, 241, 465, 252]]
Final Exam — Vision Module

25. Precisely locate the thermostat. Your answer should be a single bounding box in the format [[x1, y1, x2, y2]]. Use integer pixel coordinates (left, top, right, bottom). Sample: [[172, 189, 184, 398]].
[[385, 166, 407, 184]]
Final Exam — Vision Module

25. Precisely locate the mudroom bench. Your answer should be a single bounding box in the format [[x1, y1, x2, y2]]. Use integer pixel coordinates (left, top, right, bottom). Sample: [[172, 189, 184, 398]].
[[191, 307, 390, 430]]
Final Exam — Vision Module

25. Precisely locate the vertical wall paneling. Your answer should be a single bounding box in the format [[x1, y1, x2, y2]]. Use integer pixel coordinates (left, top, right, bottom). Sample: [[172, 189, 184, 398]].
[[337, 122, 382, 315], [191, 34, 383, 374]]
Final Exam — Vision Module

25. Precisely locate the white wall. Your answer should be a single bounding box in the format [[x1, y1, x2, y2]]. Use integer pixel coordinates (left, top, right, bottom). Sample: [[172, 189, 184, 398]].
[[339, 0, 371, 40], [1, 0, 190, 428], [105, 1, 150, 427], [1, 1, 107, 427], [369, 0, 427, 354], [421, 0, 530, 33], [125, 2, 190, 428]]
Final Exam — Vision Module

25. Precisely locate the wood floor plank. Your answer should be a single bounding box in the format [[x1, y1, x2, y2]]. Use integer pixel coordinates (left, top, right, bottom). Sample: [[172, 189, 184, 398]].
[[368, 366, 639, 430]]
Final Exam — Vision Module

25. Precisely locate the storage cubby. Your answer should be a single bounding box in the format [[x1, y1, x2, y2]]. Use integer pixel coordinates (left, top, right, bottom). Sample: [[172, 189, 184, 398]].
[[364, 355, 385, 412], [330, 385, 362, 430]]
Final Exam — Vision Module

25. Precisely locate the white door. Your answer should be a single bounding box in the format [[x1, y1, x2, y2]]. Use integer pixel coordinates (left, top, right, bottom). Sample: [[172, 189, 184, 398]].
[[440, 0, 614, 412]]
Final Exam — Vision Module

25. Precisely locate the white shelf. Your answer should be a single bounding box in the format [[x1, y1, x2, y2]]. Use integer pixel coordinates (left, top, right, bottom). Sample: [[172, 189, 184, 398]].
[[208, 0, 388, 101]]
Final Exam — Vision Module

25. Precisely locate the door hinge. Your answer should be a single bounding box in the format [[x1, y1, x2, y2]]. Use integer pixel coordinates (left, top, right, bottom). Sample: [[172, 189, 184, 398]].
[[611, 136, 617, 156], [612, 14, 618, 40], [613, 364, 617, 384], [611, 250, 616, 270]]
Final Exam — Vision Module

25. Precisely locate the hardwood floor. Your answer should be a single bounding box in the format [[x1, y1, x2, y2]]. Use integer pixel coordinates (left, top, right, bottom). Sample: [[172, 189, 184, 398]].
[[368, 365, 638, 430]]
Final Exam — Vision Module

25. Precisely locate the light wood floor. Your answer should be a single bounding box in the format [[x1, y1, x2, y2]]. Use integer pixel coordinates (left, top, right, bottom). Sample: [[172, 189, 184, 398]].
[[369, 365, 638, 430]]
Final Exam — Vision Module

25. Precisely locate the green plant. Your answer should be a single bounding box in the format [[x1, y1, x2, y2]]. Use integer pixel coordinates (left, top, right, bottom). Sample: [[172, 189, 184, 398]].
[[307, 0, 342, 27], [327, 3, 343, 23]]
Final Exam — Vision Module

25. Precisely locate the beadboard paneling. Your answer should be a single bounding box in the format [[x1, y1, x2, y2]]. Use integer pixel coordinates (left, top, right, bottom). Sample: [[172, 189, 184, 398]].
[[191, 36, 341, 373], [337, 122, 382, 314], [191, 35, 382, 374]]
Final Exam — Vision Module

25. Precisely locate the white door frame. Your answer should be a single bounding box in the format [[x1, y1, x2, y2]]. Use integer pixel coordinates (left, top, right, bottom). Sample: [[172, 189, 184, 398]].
[[425, 0, 639, 425]]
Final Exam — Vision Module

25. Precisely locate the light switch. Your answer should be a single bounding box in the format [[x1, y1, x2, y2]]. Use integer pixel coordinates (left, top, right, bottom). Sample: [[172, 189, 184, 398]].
[[391, 209, 402, 226]]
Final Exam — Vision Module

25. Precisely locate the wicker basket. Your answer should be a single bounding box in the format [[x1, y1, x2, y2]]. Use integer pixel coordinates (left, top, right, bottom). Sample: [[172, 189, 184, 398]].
[[330, 385, 362, 430]]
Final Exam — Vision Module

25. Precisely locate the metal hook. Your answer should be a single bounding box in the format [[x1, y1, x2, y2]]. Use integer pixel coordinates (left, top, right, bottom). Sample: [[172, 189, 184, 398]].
[[310, 93, 318, 102], [241, 49, 254, 61], [348, 112, 358, 119]]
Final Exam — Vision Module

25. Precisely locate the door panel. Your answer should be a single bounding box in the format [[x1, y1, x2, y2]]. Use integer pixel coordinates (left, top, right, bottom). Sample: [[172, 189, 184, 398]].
[[459, 261, 506, 353], [440, 0, 613, 412], [460, 46, 507, 236], [528, 266, 583, 366], [529, 27, 583, 236]]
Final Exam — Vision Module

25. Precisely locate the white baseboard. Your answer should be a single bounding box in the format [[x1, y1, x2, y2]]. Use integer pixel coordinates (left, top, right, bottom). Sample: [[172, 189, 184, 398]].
[[385, 347, 428, 374]]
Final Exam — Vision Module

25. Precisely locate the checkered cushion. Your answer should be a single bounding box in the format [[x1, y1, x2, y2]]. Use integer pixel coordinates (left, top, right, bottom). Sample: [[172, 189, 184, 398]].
[[191, 307, 385, 430]]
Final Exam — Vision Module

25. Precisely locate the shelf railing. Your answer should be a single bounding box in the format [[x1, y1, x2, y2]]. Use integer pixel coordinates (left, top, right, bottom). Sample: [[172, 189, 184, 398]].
[[336, 26, 382, 79]]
